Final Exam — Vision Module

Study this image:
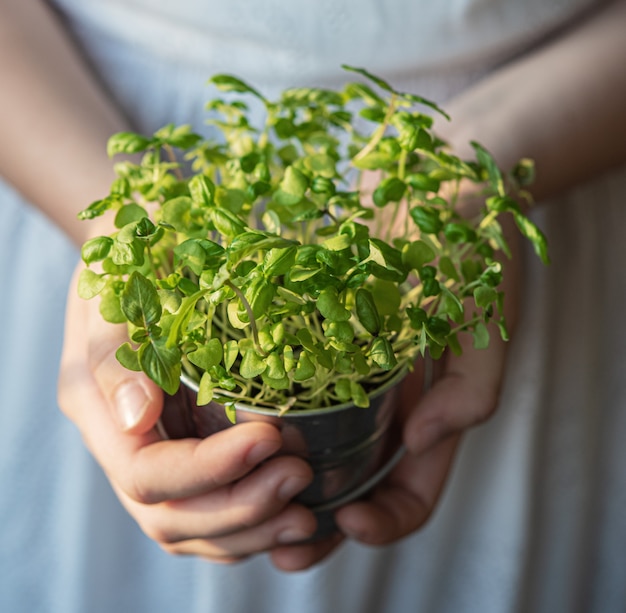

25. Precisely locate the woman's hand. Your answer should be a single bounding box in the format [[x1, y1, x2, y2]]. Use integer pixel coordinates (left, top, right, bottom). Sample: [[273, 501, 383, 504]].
[[58, 263, 320, 562]]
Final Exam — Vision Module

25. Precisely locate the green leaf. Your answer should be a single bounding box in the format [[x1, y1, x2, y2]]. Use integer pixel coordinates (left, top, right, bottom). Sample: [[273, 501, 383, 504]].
[[359, 106, 386, 123], [444, 222, 477, 244], [273, 117, 296, 139], [245, 276, 276, 317], [407, 306, 428, 330], [294, 352, 316, 381], [264, 246, 297, 277], [239, 348, 267, 379], [322, 233, 352, 251], [352, 350, 370, 376], [262, 371, 290, 390], [334, 378, 352, 401], [423, 317, 450, 347], [473, 322, 490, 350], [439, 287, 464, 324], [81, 236, 113, 264], [410, 206, 443, 234], [121, 271, 162, 328], [107, 132, 153, 157], [512, 158, 536, 187], [159, 289, 182, 314], [223, 340, 239, 371], [402, 240, 435, 271], [341, 65, 394, 93], [289, 265, 320, 282], [304, 153, 336, 178], [139, 339, 181, 395], [77, 196, 121, 220], [371, 280, 402, 316], [351, 150, 394, 170], [317, 287, 350, 322], [274, 166, 308, 206], [474, 286, 498, 309], [154, 123, 202, 149], [197, 372, 215, 406], [350, 380, 369, 408], [210, 74, 265, 101], [188, 338, 223, 371], [210, 207, 247, 238], [471, 141, 504, 195], [216, 187, 247, 213], [224, 402, 237, 425], [174, 239, 207, 276], [324, 321, 355, 343], [406, 172, 440, 193], [266, 352, 286, 379], [373, 177, 406, 206], [114, 204, 149, 228], [161, 197, 192, 231], [369, 337, 397, 370], [77, 268, 106, 300], [439, 256, 460, 282], [115, 342, 141, 371], [367, 239, 407, 281], [486, 195, 522, 215], [99, 284, 125, 323], [344, 82, 386, 106], [513, 212, 550, 265], [189, 174, 216, 207], [110, 238, 145, 267], [355, 288, 381, 335], [296, 328, 317, 352]]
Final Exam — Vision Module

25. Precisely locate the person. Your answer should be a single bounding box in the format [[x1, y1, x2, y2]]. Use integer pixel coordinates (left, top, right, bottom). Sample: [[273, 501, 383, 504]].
[[1, 0, 626, 611]]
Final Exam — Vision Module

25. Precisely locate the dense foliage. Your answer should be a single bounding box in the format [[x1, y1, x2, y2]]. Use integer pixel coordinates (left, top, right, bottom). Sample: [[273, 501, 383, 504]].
[[78, 66, 547, 412]]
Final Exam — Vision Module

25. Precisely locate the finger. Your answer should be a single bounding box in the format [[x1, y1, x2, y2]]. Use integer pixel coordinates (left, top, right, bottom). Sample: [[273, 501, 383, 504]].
[[335, 434, 460, 545], [270, 533, 345, 572], [114, 455, 314, 542], [156, 504, 318, 561], [404, 332, 505, 456]]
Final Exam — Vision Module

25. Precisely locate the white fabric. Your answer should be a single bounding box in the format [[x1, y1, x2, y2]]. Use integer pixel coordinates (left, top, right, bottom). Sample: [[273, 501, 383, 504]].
[[3, 1, 626, 612]]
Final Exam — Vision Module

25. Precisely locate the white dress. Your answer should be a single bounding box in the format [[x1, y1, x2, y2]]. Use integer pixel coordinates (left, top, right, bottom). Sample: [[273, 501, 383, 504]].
[[2, 1, 625, 611]]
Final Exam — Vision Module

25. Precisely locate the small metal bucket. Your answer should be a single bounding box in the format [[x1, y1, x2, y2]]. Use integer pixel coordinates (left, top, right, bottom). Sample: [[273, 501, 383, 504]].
[[160, 370, 407, 537]]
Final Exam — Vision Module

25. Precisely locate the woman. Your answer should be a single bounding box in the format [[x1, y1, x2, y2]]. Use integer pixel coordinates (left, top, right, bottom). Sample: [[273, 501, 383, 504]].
[[1, 0, 625, 611]]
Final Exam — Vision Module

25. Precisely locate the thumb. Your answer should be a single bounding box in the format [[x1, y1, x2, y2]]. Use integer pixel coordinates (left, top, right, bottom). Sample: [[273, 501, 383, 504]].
[[87, 304, 163, 434]]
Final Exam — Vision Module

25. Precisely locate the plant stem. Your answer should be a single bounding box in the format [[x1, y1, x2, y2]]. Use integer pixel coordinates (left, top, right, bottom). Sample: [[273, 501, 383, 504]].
[[352, 94, 397, 163], [163, 144, 184, 181], [224, 280, 265, 355]]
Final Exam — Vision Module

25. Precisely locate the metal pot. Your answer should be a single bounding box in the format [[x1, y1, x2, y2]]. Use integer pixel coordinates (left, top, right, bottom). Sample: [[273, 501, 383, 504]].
[[160, 369, 409, 537]]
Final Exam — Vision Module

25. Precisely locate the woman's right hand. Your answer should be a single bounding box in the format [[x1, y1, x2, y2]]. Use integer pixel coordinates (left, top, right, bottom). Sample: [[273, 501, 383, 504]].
[[58, 263, 320, 563]]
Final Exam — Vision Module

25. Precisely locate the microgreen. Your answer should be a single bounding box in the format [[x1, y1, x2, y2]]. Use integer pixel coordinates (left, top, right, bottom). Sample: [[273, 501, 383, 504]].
[[78, 66, 548, 410]]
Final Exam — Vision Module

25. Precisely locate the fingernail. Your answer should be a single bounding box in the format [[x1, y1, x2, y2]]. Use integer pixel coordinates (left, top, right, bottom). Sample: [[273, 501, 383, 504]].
[[115, 382, 149, 430], [339, 524, 368, 541], [246, 440, 281, 466], [277, 526, 314, 545], [278, 476, 312, 502]]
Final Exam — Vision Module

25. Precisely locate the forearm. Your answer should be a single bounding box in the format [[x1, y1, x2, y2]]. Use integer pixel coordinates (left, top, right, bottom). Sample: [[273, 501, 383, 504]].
[[438, 0, 626, 202], [0, 0, 129, 245]]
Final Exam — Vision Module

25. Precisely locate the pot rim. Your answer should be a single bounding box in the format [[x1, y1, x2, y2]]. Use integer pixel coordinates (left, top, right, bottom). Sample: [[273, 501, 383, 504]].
[[179, 366, 408, 417]]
